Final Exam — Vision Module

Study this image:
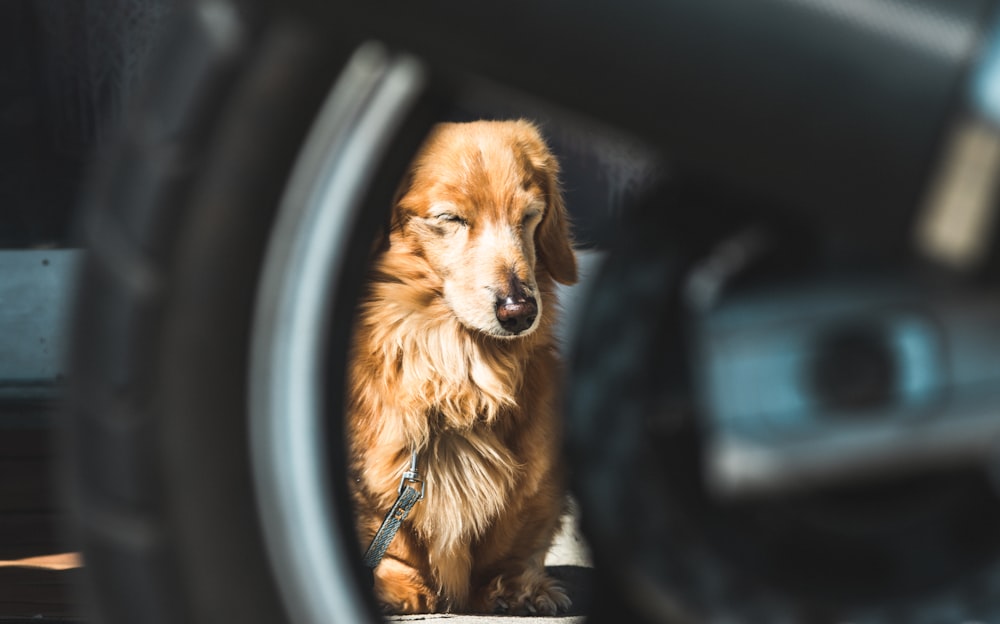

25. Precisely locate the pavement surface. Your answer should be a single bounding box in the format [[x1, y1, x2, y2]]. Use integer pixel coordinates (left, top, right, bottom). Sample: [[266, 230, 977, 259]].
[[386, 505, 594, 624]]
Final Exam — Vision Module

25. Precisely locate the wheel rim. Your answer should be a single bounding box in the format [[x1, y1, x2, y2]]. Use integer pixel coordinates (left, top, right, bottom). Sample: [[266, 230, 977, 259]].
[[248, 43, 430, 624]]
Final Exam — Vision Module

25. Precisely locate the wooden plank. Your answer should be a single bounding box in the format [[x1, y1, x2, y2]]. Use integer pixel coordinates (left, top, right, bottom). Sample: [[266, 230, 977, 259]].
[[0, 553, 81, 570]]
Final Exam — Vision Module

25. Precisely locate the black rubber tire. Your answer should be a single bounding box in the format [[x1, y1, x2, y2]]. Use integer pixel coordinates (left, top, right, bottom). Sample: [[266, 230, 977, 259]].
[[65, 7, 375, 623], [566, 182, 1000, 624], [63, 2, 1000, 621]]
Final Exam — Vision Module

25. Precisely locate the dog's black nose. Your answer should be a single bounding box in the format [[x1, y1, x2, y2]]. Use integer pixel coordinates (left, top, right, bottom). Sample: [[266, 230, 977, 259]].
[[495, 295, 538, 334]]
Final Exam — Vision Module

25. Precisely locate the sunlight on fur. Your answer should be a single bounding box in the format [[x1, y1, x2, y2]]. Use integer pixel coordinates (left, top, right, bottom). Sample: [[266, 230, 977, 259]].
[[347, 120, 577, 615]]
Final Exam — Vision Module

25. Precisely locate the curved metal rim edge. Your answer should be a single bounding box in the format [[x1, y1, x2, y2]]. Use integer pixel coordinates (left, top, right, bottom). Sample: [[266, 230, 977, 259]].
[[248, 43, 426, 624]]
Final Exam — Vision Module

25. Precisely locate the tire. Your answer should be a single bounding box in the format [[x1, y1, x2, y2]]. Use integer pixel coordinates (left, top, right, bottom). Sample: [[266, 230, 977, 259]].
[[65, 5, 436, 623], [67, 4, 1000, 623], [565, 182, 1000, 623]]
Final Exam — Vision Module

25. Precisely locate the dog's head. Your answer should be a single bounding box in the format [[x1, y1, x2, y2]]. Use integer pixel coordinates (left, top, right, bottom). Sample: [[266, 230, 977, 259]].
[[392, 120, 577, 339]]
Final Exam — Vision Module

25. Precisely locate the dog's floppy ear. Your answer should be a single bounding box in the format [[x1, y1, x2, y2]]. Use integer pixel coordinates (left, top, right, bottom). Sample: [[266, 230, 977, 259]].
[[367, 164, 418, 257], [390, 124, 445, 234], [366, 171, 410, 255], [534, 150, 578, 286], [390, 169, 415, 231]]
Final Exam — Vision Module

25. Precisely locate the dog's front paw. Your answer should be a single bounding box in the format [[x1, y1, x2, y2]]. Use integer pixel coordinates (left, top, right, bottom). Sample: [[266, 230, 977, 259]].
[[373, 558, 438, 614], [484, 570, 572, 616]]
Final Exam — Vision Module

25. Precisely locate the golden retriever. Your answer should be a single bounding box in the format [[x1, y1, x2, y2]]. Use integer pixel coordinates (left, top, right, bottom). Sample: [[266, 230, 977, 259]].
[[347, 119, 578, 614]]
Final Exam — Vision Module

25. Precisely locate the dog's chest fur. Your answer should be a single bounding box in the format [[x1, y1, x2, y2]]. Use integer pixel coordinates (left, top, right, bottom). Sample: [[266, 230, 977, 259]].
[[419, 423, 521, 548], [351, 299, 545, 540]]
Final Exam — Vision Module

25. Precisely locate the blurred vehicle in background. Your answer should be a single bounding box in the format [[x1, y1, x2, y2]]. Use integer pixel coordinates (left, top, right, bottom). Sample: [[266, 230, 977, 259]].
[[0, 2, 168, 619], [8, 0, 1000, 623]]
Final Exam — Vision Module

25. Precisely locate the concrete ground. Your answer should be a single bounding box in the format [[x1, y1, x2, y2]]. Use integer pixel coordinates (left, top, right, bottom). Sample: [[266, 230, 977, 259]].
[[386, 504, 594, 624]]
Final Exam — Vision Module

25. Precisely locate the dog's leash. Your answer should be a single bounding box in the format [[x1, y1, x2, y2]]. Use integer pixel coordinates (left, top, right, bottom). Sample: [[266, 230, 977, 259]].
[[362, 450, 425, 578]]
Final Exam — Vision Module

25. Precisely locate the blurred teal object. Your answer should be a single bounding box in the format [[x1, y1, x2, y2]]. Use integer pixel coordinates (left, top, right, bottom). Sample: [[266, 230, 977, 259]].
[[0, 250, 82, 407]]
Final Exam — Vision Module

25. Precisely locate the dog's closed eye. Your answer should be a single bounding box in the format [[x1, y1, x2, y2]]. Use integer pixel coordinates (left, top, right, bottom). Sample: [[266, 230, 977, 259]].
[[426, 202, 469, 230], [435, 213, 468, 226]]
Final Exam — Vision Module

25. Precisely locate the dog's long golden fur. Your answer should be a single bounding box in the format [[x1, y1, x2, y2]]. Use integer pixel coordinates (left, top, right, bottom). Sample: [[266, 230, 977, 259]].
[[347, 120, 577, 614]]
